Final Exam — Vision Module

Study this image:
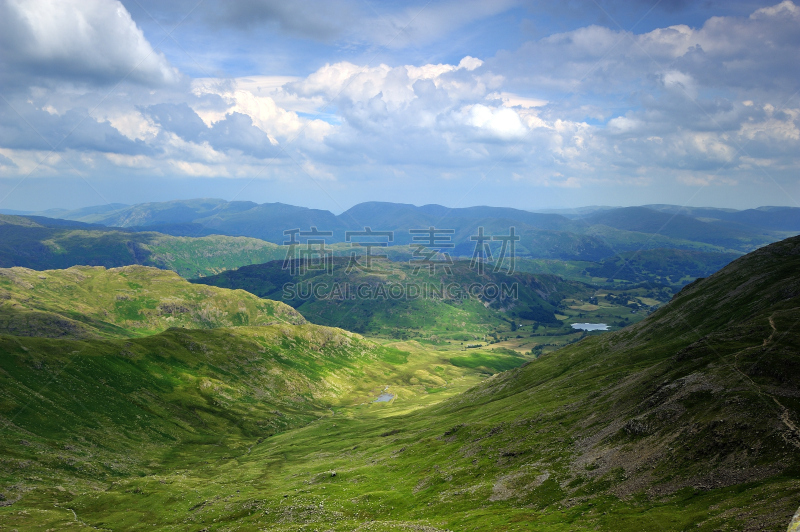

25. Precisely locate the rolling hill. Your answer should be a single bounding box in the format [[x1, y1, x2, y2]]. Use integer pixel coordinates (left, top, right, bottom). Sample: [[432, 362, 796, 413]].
[[583, 206, 778, 251], [0, 235, 797, 529], [13, 200, 798, 265], [0, 265, 304, 338], [193, 257, 593, 339], [0, 214, 286, 277]]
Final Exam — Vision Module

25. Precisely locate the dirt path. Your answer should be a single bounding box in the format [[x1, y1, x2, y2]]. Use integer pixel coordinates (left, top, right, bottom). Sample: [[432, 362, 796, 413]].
[[762, 315, 777, 346], [731, 315, 800, 450]]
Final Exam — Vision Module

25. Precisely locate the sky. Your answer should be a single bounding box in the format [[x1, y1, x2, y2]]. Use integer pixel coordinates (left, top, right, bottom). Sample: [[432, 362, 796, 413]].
[[0, 0, 798, 213]]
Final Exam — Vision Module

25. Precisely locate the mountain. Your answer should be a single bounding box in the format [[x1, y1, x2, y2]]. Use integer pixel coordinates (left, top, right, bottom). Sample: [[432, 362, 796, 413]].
[[0, 236, 798, 529], [583, 206, 778, 251], [533, 205, 619, 218], [52, 198, 348, 242], [646, 204, 800, 232], [18, 199, 800, 260], [0, 214, 287, 277], [0, 264, 304, 338], [33, 202, 130, 221], [341, 201, 578, 233]]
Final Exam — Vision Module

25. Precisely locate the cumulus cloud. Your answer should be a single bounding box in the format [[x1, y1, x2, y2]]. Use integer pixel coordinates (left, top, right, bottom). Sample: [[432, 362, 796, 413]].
[[463, 105, 528, 140], [0, 100, 153, 155], [1, 1, 799, 203], [268, 56, 547, 168], [143, 103, 283, 159], [505, 1, 800, 97], [0, 0, 179, 87]]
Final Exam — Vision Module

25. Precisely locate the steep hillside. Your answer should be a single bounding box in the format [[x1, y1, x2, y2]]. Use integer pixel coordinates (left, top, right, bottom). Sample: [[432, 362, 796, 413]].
[[0, 265, 304, 338], [585, 248, 741, 285]]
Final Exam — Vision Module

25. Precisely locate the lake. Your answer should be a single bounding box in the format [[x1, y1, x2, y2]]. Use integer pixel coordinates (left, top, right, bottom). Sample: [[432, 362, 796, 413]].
[[374, 393, 394, 402], [571, 323, 609, 331]]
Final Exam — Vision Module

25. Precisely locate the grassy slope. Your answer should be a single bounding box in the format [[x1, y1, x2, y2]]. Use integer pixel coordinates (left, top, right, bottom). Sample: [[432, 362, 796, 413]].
[[144, 234, 285, 278], [15, 235, 795, 531], [0, 265, 304, 339], [0, 324, 437, 514], [0, 237, 797, 530]]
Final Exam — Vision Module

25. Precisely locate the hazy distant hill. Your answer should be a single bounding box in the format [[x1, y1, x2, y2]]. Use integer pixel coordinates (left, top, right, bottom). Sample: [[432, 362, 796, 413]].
[[33, 198, 347, 242], [0, 214, 286, 277], [645, 204, 800, 231], [582, 206, 777, 250], [341, 201, 579, 233], [8, 199, 798, 261]]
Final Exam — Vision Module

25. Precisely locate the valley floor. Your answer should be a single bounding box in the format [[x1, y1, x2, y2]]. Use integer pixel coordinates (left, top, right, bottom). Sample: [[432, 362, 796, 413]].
[[2, 336, 798, 531]]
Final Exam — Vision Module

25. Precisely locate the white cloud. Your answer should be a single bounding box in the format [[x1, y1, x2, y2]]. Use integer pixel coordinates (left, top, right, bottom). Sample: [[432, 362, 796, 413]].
[[465, 105, 527, 139], [1, 1, 799, 206], [752, 0, 799, 17], [0, 0, 179, 86], [102, 110, 160, 141], [190, 77, 334, 144], [105, 153, 154, 168], [168, 160, 230, 178], [739, 108, 800, 142], [488, 92, 547, 109]]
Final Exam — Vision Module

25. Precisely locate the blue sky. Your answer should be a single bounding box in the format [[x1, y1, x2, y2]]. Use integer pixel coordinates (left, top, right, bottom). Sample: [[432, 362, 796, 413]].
[[0, 0, 798, 212]]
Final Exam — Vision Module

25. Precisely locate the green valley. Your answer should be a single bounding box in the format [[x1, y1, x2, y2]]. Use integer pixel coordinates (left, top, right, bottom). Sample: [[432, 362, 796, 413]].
[[0, 232, 798, 530]]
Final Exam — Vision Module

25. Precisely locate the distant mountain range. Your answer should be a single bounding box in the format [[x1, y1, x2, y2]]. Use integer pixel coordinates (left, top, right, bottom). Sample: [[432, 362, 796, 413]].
[[2, 199, 799, 261]]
